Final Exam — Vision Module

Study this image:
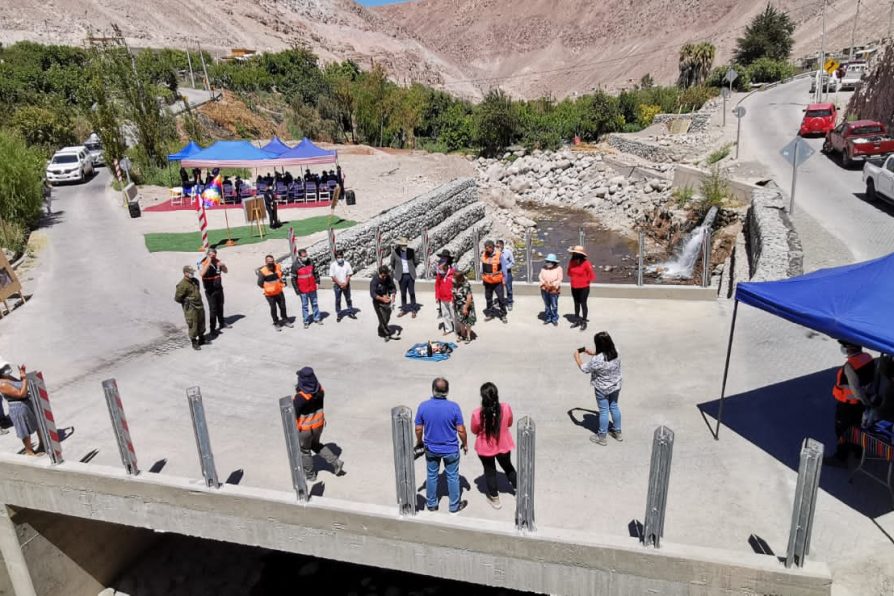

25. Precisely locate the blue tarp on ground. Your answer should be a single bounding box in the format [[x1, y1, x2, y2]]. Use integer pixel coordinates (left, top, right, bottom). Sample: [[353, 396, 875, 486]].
[[167, 140, 203, 161], [736, 252, 894, 354], [278, 137, 338, 165], [261, 136, 292, 156]]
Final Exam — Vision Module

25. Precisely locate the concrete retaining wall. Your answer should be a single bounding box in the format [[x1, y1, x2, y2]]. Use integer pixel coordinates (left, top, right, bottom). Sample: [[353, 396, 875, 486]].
[[605, 134, 681, 163], [652, 112, 712, 133], [0, 457, 831, 596], [672, 164, 761, 205], [748, 188, 804, 281]]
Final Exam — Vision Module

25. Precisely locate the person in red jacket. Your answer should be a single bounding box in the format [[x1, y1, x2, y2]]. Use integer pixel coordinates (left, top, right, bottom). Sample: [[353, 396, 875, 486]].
[[291, 249, 322, 329], [434, 249, 456, 335], [567, 245, 596, 331]]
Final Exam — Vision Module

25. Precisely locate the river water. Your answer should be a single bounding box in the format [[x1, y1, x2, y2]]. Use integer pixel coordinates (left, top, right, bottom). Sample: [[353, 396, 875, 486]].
[[515, 203, 638, 283]]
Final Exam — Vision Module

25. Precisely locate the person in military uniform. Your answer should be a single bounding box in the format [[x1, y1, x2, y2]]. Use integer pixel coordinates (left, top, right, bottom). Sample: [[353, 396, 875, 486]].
[[174, 265, 207, 350]]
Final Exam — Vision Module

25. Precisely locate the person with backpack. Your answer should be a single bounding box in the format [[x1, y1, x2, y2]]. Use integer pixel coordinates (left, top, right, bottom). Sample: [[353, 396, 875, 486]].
[[470, 382, 517, 509]]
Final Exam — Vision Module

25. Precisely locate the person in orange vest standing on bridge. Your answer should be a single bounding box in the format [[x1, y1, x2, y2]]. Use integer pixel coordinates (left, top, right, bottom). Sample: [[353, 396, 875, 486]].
[[480, 239, 508, 324], [291, 248, 322, 329], [257, 254, 293, 332], [294, 367, 345, 482], [825, 341, 875, 467]]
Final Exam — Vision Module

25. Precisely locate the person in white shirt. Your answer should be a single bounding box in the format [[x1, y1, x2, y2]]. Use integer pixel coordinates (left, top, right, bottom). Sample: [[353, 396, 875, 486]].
[[329, 249, 355, 322]]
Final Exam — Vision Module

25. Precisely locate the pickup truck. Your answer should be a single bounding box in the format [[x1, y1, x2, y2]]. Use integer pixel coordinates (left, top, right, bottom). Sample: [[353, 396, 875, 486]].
[[822, 120, 894, 168], [864, 155, 894, 206]]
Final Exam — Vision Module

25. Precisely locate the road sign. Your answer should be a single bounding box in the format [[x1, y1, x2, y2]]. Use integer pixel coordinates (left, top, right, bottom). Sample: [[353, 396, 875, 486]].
[[823, 58, 840, 76], [779, 137, 815, 168], [724, 68, 738, 84], [733, 106, 746, 119], [119, 157, 132, 172], [721, 87, 731, 100]]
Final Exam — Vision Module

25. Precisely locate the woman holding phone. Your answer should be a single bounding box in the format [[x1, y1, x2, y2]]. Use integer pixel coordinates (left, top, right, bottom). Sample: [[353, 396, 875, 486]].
[[573, 331, 622, 446]]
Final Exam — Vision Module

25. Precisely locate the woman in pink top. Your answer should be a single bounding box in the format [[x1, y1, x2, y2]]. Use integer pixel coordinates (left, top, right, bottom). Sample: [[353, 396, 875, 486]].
[[470, 382, 517, 509]]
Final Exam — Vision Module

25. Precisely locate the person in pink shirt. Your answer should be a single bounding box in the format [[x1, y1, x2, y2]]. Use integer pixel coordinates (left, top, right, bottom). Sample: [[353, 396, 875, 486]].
[[434, 249, 456, 335], [538, 253, 563, 326], [470, 382, 517, 509]]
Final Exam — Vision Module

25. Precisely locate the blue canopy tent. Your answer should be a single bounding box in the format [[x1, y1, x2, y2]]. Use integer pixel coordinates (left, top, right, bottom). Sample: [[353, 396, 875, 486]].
[[714, 252, 894, 437], [278, 137, 338, 165], [167, 140, 203, 162], [260, 136, 292, 156], [180, 140, 283, 168]]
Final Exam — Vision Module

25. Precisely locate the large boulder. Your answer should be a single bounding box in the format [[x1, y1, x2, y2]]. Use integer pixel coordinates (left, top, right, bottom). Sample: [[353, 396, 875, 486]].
[[485, 163, 507, 183]]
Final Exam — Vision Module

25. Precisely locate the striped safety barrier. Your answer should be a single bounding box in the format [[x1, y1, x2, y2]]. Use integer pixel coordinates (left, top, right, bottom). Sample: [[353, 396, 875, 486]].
[[102, 379, 139, 475], [28, 371, 63, 464]]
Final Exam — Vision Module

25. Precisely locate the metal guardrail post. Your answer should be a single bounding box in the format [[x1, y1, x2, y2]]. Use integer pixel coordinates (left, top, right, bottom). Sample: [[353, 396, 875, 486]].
[[701, 228, 712, 288], [279, 396, 309, 502], [420, 229, 430, 280], [637, 231, 645, 287], [473, 231, 481, 281], [391, 406, 416, 516], [186, 386, 219, 488], [102, 379, 139, 475], [374, 226, 383, 269], [515, 416, 535, 532], [525, 229, 533, 283], [26, 371, 63, 465], [642, 425, 674, 548], [785, 438, 824, 568]]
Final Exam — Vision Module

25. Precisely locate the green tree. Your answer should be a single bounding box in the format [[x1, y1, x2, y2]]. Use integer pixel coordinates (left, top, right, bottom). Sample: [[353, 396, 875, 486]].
[[10, 105, 77, 150], [678, 42, 716, 88], [0, 129, 45, 251], [735, 4, 795, 65], [320, 61, 360, 143], [354, 64, 394, 146], [473, 89, 517, 156]]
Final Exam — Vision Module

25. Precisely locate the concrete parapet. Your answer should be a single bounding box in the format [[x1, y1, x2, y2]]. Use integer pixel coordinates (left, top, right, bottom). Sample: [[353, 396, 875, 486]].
[[0, 457, 831, 596]]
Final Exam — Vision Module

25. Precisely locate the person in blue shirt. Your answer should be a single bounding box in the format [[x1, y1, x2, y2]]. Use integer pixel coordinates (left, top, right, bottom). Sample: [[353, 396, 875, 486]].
[[415, 377, 469, 513], [496, 239, 515, 311]]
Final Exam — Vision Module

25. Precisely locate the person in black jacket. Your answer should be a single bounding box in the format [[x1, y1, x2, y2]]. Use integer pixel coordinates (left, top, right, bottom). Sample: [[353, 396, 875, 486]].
[[370, 266, 399, 341], [294, 367, 344, 481], [263, 187, 280, 228], [390, 237, 419, 318]]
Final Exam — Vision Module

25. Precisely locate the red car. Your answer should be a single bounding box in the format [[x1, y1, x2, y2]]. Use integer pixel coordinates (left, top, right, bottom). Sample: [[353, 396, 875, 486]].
[[799, 102, 837, 137]]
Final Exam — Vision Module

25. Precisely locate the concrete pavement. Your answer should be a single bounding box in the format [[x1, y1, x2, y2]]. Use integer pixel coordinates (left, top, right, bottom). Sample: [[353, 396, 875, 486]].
[[0, 170, 891, 593]]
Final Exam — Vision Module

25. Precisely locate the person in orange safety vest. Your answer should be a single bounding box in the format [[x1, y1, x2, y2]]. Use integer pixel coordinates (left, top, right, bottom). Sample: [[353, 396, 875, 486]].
[[294, 367, 344, 481], [257, 254, 293, 331], [480, 239, 508, 323], [825, 341, 875, 467]]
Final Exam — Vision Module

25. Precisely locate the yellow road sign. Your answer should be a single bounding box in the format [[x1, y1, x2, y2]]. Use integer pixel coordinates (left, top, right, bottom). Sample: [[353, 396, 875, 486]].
[[824, 58, 840, 75]]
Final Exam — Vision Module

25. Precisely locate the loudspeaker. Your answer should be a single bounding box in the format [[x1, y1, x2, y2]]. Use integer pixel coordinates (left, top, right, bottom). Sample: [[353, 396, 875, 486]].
[[128, 200, 142, 218], [345, 190, 356, 206]]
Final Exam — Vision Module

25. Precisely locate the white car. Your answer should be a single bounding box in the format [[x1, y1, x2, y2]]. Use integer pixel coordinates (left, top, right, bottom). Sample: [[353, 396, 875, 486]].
[[839, 62, 867, 91], [83, 135, 105, 167], [46, 146, 94, 185]]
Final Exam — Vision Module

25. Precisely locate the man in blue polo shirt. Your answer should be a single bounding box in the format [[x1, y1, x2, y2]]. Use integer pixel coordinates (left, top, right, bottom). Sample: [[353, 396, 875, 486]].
[[415, 377, 468, 514]]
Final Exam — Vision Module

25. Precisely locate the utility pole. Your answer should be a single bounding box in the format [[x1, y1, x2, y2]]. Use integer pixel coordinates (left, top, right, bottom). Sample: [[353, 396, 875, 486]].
[[818, 0, 827, 103], [849, 0, 862, 64], [186, 49, 196, 89], [889, 0, 893, 41]]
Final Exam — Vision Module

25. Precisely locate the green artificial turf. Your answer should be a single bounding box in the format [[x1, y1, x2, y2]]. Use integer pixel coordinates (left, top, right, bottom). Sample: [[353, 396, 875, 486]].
[[144, 215, 355, 252]]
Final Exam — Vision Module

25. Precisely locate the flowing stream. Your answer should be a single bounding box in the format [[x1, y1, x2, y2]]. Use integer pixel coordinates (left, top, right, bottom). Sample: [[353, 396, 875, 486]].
[[652, 206, 717, 279]]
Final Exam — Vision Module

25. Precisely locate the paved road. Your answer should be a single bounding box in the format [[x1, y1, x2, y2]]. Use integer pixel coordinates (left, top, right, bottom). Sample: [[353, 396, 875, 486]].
[[737, 79, 894, 265]]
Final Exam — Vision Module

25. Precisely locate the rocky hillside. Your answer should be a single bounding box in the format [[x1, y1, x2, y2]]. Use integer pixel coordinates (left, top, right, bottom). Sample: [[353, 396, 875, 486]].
[[848, 42, 894, 130], [0, 0, 480, 97], [377, 0, 893, 98]]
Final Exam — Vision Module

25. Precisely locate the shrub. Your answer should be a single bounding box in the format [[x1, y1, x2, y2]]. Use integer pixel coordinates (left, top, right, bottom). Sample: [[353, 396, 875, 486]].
[[0, 220, 26, 255], [636, 104, 662, 128], [708, 66, 751, 91], [672, 185, 695, 206], [677, 85, 717, 112], [706, 144, 732, 165], [10, 105, 77, 152], [0, 129, 45, 233], [700, 165, 731, 209], [744, 57, 795, 84]]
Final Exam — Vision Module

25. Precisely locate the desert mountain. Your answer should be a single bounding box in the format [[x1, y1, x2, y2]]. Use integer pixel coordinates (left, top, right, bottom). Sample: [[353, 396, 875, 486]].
[[0, 0, 480, 97], [377, 0, 893, 98]]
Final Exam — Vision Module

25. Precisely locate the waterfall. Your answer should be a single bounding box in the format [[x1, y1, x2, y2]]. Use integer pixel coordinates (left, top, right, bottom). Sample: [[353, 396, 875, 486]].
[[654, 207, 717, 279]]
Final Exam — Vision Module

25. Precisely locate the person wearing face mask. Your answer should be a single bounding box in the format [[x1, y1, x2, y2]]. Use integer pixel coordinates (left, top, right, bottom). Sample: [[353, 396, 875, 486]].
[[257, 255, 292, 331], [329, 249, 355, 322], [390, 237, 419, 318], [538, 253, 563, 326], [825, 341, 876, 467], [291, 249, 322, 329], [174, 265, 207, 350], [434, 249, 456, 335]]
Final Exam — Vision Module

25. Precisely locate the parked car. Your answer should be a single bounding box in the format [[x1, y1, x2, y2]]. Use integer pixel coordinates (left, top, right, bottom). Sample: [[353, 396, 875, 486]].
[[864, 155, 894, 206], [822, 120, 894, 168], [838, 62, 867, 91], [83, 133, 104, 167], [45, 146, 94, 185], [799, 102, 837, 136], [809, 72, 835, 94]]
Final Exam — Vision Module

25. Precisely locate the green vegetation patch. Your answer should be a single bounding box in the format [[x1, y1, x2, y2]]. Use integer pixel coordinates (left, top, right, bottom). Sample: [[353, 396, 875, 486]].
[[144, 215, 354, 253]]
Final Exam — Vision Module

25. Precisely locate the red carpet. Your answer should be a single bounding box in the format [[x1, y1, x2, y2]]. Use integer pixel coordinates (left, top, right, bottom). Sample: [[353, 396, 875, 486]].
[[144, 199, 332, 213]]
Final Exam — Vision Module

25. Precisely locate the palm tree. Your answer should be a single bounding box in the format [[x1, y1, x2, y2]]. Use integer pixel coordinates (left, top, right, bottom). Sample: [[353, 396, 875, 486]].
[[678, 42, 716, 88]]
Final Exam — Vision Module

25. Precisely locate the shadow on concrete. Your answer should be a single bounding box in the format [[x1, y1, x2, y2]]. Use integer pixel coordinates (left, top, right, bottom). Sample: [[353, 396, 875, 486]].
[[79, 449, 99, 463], [627, 519, 643, 540], [748, 534, 775, 556], [223, 314, 246, 327], [698, 367, 893, 518], [148, 458, 167, 473], [225, 469, 244, 485], [472, 473, 516, 498], [38, 210, 66, 229], [853, 192, 894, 217], [59, 426, 75, 442], [416, 474, 472, 505], [568, 408, 599, 436], [310, 482, 325, 498]]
